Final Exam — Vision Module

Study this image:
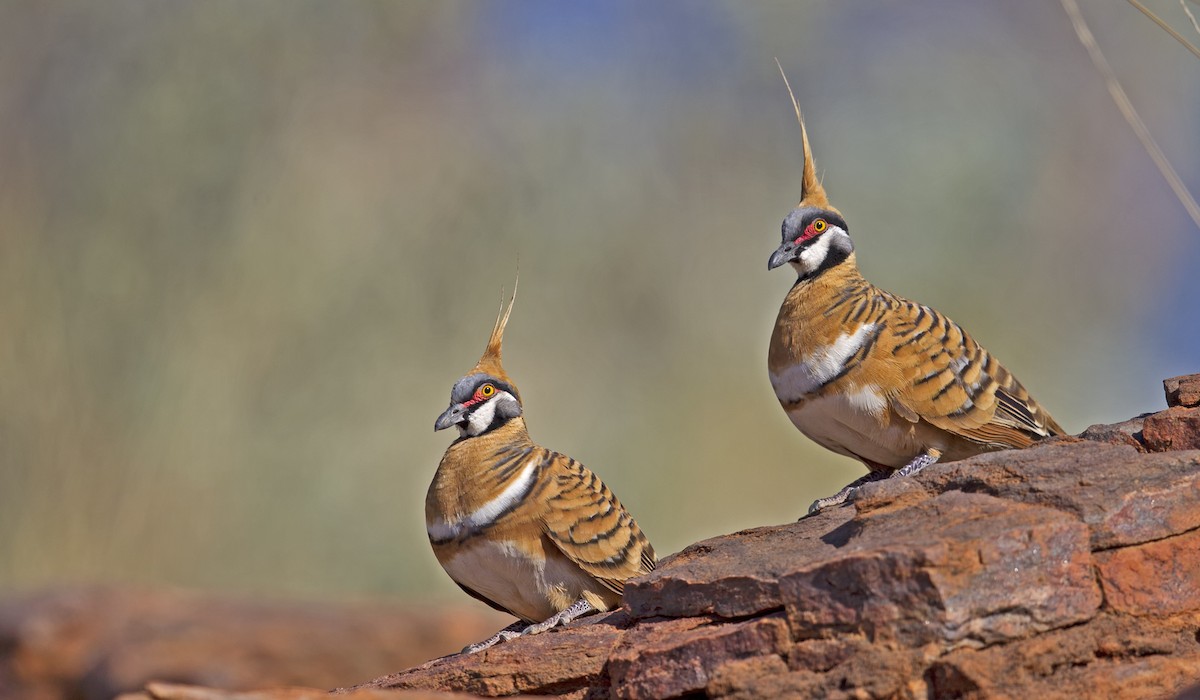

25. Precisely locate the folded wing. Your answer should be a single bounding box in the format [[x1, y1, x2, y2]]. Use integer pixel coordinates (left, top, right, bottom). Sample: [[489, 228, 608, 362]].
[[536, 452, 656, 595], [887, 301, 1065, 447]]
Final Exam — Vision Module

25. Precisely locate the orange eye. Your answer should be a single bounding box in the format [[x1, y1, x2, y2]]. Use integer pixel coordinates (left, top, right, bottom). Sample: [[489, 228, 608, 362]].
[[479, 384, 496, 398], [813, 219, 827, 233]]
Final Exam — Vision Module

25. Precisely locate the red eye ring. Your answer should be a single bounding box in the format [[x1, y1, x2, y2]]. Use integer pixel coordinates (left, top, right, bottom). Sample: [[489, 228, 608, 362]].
[[799, 218, 828, 243]]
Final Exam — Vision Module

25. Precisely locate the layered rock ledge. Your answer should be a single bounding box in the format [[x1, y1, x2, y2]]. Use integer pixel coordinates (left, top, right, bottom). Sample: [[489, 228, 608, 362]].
[[336, 374, 1200, 699]]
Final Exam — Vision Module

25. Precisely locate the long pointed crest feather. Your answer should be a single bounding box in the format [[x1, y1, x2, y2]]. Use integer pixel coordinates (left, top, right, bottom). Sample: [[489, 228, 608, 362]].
[[472, 273, 518, 382], [775, 59, 831, 209]]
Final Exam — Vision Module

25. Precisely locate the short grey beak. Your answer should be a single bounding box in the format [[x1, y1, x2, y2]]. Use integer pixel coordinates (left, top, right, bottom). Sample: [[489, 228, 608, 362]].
[[435, 404, 466, 431], [768, 243, 795, 270]]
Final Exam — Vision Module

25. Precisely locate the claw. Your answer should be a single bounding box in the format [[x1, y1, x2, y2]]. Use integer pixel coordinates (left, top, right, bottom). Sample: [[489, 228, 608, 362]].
[[516, 598, 596, 636], [461, 598, 598, 654], [462, 620, 525, 654], [805, 471, 887, 516], [805, 448, 945, 517]]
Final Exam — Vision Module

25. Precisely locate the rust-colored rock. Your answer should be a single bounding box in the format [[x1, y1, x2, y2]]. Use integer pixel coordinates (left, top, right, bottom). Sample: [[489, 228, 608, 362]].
[[607, 614, 790, 699], [854, 441, 1200, 549], [709, 644, 926, 700], [1077, 414, 1149, 451], [1165, 373, 1200, 408], [787, 637, 873, 673], [706, 668, 828, 700], [337, 612, 625, 697], [622, 505, 854, 619], [781, 492, 1101, 646], [1096, 528, 1200, 615], [928, 612, 1200, 700], [1143, 406, 1200, 452], [338, 398, 1194, 699], [704, 655, 788, 698]]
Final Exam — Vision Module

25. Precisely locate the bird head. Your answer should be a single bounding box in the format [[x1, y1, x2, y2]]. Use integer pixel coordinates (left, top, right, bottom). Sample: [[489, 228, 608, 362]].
[[767, 64, 854, 280], [434, 279, 524, 438]]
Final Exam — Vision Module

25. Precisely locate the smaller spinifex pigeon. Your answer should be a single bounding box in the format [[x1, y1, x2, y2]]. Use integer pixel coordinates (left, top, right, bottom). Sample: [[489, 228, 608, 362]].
[[427, 280, 656, 652]]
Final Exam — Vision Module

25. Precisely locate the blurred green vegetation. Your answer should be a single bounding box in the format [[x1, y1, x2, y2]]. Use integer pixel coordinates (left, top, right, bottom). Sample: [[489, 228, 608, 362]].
[[0, 1, 1196, 600]]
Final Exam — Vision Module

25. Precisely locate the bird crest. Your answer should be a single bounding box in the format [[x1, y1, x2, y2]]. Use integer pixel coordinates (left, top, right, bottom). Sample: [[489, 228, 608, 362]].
[[775, 60, 839, 215], [471, 275, 519, 387]]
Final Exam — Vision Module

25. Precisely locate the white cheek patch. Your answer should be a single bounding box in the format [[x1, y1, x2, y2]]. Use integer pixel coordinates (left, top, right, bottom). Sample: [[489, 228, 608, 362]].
[[465, 398, 499, 436], [462, 391, 518, 437], [770, 323, 878, 402], [796, 231, 834, 275], [789, 227, 849, 277]]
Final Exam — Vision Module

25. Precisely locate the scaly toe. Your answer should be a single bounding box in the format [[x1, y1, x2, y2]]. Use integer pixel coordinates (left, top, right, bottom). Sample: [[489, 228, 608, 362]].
[[806, 490, 853, 516], [462, 627, 523, 654]]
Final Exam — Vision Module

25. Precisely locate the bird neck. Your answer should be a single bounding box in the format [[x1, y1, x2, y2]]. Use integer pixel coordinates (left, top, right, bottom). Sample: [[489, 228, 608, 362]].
[[794, 250, 864, 288], [779, 252, 875, 324], [430, 416, 537, 524], [442, 416, 534, 467]]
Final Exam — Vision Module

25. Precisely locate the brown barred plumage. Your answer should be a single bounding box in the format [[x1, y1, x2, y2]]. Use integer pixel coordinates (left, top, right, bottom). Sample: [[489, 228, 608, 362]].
[[428, 283, 655, 652], [768, 69, 1064, 514]]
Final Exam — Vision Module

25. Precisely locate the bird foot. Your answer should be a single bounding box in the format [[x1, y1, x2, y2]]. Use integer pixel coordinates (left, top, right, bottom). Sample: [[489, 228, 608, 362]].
[[893, 448, 942, 478], [462, 620, 526, 654], [806, 471, 888, 516], [519, 597, 596, 635], [461, 598, 597, 654]]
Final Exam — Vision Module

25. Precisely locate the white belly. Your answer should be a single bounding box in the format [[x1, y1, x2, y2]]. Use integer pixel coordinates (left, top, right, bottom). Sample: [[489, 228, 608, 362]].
[[441, 539, 595, 623], [785, 391, 923, 470]]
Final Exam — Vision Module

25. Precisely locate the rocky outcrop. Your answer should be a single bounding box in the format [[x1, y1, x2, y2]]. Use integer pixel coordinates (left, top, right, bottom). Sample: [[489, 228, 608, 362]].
[[340, 374, 1200, 699], [8, 375, 1200, 700]]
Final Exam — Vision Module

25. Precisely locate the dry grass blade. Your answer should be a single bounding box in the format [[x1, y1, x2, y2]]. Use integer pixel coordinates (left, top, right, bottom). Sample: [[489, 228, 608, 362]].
[[1061, 0, 1200, 231], [1183, 0, 1200, 36], [1125, 0, 1200, 59]]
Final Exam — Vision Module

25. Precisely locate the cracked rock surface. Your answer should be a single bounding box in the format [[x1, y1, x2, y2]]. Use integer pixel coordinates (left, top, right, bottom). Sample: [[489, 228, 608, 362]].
[[338, 375, 1200, 700]]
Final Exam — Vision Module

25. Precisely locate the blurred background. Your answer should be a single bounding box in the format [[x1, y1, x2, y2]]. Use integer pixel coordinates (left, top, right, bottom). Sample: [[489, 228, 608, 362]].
[[1, 1, 1197, 604]]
